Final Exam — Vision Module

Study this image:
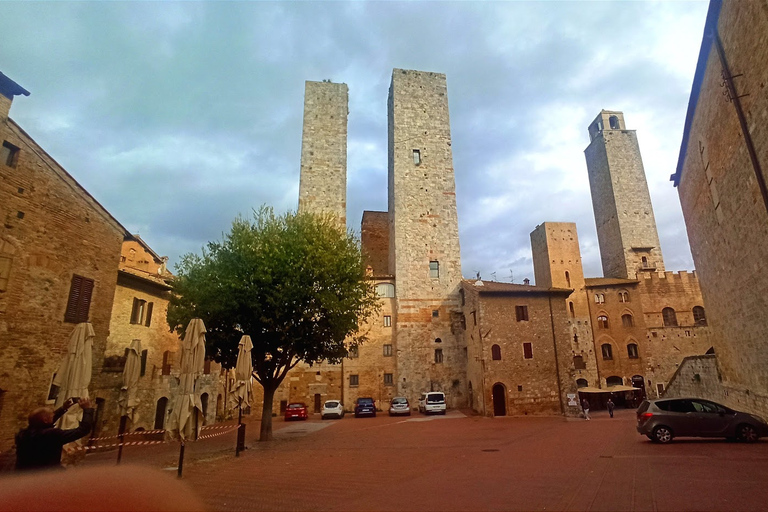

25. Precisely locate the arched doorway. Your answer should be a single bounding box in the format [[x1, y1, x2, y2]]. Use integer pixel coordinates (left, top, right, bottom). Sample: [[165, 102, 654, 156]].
[[631, 375, 646, 405], [492, 383, 507, 416], [154, 397, 168, 430]]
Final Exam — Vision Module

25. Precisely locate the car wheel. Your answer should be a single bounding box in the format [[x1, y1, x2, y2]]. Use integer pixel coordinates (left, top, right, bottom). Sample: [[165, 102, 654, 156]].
[[652, 425, 673, 443], [736, 424, 759, 443]]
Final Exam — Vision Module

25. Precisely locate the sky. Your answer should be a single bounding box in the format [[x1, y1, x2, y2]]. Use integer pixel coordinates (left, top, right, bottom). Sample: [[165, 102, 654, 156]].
[[0, 1, 709, 283]]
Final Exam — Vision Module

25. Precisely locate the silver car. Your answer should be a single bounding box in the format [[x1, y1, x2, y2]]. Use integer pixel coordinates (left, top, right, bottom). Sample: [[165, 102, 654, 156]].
[[389, 397, 411, 416], [636, 398, 768, 443]]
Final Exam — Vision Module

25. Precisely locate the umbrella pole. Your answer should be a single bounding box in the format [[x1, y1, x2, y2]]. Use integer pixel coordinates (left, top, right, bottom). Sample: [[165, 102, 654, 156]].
[[177, 441, 185, 478], [236, 398, 244, 457], [117, 415, 128, 465]]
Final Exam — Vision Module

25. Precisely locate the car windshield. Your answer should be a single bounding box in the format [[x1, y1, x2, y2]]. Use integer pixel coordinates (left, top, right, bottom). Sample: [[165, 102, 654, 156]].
[[392, 398, 407, 404], [358, 398, 373, 404], [427, 394, 444, 403], [324, 401, 339, 408], [288, 403, 304, 409]]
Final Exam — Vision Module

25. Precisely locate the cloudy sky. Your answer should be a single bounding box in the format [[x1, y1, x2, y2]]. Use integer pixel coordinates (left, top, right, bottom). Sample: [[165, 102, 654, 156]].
[[1, 1, 709, 283]]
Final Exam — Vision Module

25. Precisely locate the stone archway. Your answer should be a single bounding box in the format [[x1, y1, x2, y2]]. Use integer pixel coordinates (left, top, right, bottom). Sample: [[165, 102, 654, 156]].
[[492, 383, 507, 417]]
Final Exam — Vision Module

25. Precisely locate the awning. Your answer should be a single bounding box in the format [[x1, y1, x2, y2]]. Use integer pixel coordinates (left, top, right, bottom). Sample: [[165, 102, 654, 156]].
[[577, 385, 641, 394]]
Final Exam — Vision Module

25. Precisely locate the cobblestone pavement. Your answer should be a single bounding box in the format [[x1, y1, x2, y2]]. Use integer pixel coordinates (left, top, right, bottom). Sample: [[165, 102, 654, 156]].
[[58, 408, 768, 510]]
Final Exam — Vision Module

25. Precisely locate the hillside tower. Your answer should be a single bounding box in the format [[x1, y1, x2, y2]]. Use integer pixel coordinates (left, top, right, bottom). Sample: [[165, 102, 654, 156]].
[[584, 111, 664, 279], [298, 80, 349, 229], [388, 69, 464, 405]]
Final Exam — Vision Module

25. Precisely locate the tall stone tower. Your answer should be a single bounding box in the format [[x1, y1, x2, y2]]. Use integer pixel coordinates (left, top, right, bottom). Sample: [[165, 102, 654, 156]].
[[584, 110, 664, 279], [531, 222, 600, 388], [298, 80, 349, 229], [388, 69, 463, 404]]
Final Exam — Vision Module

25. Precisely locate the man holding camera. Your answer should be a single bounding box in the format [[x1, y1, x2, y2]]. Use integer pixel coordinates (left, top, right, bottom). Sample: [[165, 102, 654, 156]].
[[15, 397, 94, 471]]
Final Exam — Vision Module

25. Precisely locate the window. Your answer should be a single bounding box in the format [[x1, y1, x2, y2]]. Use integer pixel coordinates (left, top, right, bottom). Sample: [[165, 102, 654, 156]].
[[573, 355, 586, 369], [162, 350, 172, 375], [594, 293, 605, 304], [376, 283, 395, 297], [606, 375, 623, 387], [434, 348, 443, 363], [662, 307, 678, 327], [429, 261, 439, 278], [523, 343, 533, 359], [621, 314, 634, 328], [627, 343, 639, 359], [349, 375, 359, 387], [601, 344, 613, 360], [565, 271, 571, 288], [597, 315, 609, 329], [460, 314, 466, 330], [569, 302, 575, 318], [434, 337, 442, 343], [576, 378, 588, 388], [383, 344, 393, 357], [64, 274, 94, 323], [130, 298, 145, 325], [656, 383, 665, 396], [641, 256, 649, 267], [383, 315, 391, 327], [432, 310, 439, 318], [609, 115, 620, 129], [1, 141, 20, 168], [693, 306, 707, 326], [459, 289, 465, 306], [145, 302, 153, 326], [491, 344, 501, 360], [384, 373, 393, 386], [413, 149, 421, 165], [515, 305, 529, 322], [348, 345, 359, 358], [140, 349, 148, 376]]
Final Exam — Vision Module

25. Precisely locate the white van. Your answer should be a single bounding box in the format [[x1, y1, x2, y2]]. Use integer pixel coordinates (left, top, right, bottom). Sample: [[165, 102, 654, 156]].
[[418, 392, 447, 415]]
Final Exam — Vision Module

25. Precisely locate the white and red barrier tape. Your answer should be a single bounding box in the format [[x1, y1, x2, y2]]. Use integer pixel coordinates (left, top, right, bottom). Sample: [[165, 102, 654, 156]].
[[89, 423, 238, 441], [73, 425, 240, 452]]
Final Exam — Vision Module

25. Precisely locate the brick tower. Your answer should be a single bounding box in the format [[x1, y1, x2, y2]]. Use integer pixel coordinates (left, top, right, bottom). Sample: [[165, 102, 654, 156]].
[[298, 80, 349, 229], [584, 111, 664, 279], [388, 69, 464, 405]]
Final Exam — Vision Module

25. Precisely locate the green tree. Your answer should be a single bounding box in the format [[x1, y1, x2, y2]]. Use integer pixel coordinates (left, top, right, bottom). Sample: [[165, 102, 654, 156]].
[[168, 207, 379, 440]]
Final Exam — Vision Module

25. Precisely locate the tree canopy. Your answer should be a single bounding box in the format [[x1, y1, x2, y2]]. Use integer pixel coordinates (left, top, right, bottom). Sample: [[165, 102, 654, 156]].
[[167, 207, 379, 440]]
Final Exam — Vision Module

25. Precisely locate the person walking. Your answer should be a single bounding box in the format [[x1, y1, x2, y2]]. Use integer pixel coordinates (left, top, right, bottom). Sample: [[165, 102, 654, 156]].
[[581, 398, 591, 420], [15, 397, 94, 471], [607, 398, 615, 418]]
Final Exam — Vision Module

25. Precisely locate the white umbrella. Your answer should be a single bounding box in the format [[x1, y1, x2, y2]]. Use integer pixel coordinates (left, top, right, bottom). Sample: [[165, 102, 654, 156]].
[[231, 335, 253, 419], [53, 323, 94, 430], [118, 339, 143, 423], [167, 319, 206, 440]]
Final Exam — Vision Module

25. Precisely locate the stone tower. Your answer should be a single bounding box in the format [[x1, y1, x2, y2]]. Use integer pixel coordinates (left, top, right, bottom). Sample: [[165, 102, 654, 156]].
[[584, 111, 664, 279], [298, 80, 349, 229], [531, 222, 600, 388], [388, 69, 463, 404]]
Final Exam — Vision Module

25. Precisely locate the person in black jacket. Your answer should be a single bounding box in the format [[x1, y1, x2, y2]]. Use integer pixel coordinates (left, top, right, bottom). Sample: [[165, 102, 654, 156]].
[[15, 397, 94, 471]]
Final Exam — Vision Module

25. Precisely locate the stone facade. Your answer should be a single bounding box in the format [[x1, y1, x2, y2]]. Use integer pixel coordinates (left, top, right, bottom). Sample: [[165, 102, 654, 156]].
[[298, 80, 348, 230], [671, 0, 768, 418], [0, 76, 127, 450], [584, 111, 665, 279]]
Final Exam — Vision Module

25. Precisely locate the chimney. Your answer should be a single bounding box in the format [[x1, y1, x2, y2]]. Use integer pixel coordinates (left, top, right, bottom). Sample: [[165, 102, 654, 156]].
[[0, 72, 30, 121]]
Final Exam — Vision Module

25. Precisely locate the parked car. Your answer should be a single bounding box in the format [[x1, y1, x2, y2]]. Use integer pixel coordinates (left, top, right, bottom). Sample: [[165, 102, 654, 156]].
[[418, 391, 446, 415], [636, 398, 768, 443], [389, 397, 411, 416], [321, 400, 345, 419], [284, 402, 308, 421], [354, 397, 376, 418]]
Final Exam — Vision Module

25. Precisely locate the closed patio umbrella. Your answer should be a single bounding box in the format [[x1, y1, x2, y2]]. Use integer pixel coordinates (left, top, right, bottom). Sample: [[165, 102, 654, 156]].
[[53, 323, 94, 430], [231, 335, 253, 420], [167, 318, 206, 440], [118, 339, 143, 423]]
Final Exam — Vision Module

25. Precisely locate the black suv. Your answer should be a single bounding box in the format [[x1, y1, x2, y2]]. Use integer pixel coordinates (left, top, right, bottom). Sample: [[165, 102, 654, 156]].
[[354, 397, 376, 418]]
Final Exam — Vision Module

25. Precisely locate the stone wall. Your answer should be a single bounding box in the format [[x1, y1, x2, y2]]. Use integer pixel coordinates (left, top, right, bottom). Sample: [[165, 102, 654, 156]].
[[298, 80, 348, 229], [0, 116, 126, 450], [675, 0, 768, 420]]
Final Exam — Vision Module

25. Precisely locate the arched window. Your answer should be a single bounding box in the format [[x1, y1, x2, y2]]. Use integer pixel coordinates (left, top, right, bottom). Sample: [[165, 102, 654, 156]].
[[594, 293, 605, 304], [627, 343, 639, 359], [597, 315, 609, 329], [693, 306, 707, 326], [606, 376, 623, 387], [621, 314, 634, 327], [601, 343, 613, 360], [609, 115, 620, 129], [573, 355, 586, 370], [565, 271, 571, 288], [491, 344, 502, 360], [569, 302, 575, 318], [641, 256, 649, 268], [376, 283, 395, 298], [662, 307, 678, 327], [576, 378, 589, 388], [618, 291, 629, 303]]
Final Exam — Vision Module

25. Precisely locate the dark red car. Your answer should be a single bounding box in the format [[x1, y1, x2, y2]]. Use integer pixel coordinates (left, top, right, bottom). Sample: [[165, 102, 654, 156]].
[[284, 402, 308, 421]]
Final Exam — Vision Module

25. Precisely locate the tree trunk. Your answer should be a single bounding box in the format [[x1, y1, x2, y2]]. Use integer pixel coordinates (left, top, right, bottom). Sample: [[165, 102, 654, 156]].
[[259, 384, 277, 441]]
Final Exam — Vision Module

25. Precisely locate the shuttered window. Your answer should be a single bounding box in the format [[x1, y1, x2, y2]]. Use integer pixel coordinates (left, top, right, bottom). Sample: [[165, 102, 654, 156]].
[[64, 275, 94, 323], [145, 302, 154, 326]]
